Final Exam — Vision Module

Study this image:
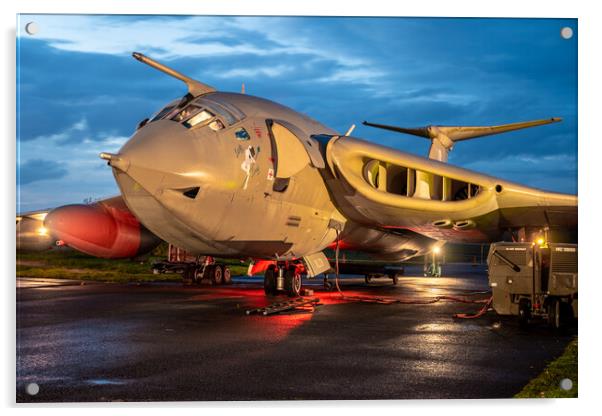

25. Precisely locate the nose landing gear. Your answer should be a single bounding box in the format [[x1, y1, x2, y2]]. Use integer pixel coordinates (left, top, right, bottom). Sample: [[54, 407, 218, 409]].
[[264, 263, 302, 297]]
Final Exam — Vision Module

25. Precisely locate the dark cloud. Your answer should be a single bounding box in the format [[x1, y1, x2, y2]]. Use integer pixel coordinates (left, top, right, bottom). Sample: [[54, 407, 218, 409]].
[[17, 159, 69, 185], [17, 16, 578, 208]]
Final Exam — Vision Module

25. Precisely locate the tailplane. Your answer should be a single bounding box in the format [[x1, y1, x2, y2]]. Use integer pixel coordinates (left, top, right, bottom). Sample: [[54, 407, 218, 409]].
[[362, 117, 562, 162]]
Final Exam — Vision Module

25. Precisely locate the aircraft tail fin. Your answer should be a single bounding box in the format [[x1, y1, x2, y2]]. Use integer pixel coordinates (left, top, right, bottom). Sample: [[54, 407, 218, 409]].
[[362, 117, 562, 162]]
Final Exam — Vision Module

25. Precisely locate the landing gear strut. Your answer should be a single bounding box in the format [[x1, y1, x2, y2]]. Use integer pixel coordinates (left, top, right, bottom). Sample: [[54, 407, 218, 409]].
[[323, 275, 333, 291], [263, 263, 302, 297]]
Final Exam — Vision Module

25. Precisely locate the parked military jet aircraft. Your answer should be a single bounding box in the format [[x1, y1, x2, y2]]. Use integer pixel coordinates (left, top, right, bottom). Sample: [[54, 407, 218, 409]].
[[20, 52, 577, 296]]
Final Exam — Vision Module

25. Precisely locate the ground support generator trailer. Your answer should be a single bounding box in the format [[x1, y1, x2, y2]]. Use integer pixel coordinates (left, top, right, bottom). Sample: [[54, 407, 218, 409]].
[[487, 242, 577, 328]]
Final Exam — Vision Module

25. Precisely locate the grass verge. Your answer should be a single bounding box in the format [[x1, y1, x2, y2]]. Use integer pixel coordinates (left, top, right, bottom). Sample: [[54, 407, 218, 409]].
[[515, 338, 578, 398], [17, 250, 249, 283]]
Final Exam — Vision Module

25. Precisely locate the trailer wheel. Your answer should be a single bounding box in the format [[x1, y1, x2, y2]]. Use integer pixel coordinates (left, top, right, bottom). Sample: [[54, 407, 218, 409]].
[[391, 274, 399, 285], [194, 266, 205, 284], [548, 299, 561, 329], [183, 266, 195, 282], [210, 265, 223, 285], [284, 266, 302, 297], [201, 265, 214, 284], [264, 266, 277, 295], [547, 299, 566, 329], [518, 298, 531, 329], [222, 266, 232, 284]]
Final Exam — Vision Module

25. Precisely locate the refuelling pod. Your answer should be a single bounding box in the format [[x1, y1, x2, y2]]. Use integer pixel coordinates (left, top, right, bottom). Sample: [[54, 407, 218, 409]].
[[44, 198, 161, 259]]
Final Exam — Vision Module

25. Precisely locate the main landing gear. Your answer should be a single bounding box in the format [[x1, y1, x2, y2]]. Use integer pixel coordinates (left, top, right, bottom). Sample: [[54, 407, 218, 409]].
[[264, 263, 302, 297]]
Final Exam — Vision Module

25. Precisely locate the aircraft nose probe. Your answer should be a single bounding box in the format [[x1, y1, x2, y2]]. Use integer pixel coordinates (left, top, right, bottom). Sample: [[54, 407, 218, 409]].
[[99, 152, 129, 172]]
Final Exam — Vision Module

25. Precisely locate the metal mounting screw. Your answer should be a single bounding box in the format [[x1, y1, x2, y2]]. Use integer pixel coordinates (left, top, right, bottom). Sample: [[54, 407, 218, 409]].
[[559, 378, 573, 391], [25, 382, 39, 396], [561, 27, 573, 40], [25, 22, 39, 35]]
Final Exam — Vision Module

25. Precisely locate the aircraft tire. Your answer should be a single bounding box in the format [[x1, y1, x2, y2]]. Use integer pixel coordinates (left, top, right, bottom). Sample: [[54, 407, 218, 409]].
[[284, 266, 302, 297], [392, 275, 399, 285], [212, 264, 224, 285], [222, 266, 232, 284], [264, 266, 277, 295]]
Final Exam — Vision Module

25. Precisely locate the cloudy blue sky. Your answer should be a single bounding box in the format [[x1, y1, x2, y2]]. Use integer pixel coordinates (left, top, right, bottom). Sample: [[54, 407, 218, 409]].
[[16, 15, 577, 212]]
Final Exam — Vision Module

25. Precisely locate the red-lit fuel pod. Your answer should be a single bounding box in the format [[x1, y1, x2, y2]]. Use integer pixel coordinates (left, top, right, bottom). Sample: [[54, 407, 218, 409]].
[[44, 201, 161, 259]]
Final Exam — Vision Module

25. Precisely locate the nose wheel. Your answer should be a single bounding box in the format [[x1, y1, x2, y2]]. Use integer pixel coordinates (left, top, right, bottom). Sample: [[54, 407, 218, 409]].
[[264, 266, 277, 295], [284, 266, 302, 297], [263, 263, 302, 297]]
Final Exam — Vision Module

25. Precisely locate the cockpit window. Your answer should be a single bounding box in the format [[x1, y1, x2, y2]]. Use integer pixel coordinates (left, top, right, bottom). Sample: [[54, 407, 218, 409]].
[[208, 119, 225, 131], [194, 97, 244, 126], [148, 95, 244, 131], [184, 109, 214, 128], [172, 104, 203, 123], [150, 105, 176, 122]]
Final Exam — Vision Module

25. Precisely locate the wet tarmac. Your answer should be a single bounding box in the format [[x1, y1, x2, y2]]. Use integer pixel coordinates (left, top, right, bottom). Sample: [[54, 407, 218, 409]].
[[16, 264, 576, 402]]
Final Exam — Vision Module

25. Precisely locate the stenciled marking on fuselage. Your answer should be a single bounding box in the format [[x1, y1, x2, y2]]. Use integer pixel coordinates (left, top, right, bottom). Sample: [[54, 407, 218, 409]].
[[241, 145, 260, 190]]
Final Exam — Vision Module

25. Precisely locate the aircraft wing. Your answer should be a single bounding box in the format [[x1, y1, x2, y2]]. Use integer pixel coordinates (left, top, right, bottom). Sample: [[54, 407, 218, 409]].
[[322, 135, 577, 243], [16, 209, 51, 223]]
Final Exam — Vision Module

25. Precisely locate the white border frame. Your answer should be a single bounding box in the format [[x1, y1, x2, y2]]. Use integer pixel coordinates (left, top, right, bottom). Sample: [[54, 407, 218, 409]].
[[3, 1, 599, 414]]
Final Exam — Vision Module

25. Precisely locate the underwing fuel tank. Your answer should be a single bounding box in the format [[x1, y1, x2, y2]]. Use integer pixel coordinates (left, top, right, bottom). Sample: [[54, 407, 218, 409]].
[[43, 198, 161, 258]]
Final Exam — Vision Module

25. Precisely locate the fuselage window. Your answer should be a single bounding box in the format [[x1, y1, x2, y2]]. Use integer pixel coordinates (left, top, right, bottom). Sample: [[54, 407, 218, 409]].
[[235, 128, 250, 140]]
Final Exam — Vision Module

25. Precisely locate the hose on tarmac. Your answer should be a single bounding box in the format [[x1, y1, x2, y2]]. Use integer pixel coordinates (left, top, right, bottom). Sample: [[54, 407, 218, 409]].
[[332, 229, 493, 317]]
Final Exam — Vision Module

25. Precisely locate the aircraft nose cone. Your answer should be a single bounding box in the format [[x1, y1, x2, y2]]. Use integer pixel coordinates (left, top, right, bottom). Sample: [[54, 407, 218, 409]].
[[113, 121, 206, 193], [119, 121, 198, 172]]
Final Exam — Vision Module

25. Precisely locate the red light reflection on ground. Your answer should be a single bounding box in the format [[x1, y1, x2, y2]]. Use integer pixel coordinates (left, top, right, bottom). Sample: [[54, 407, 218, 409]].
[[261, 311, 314, 340]]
